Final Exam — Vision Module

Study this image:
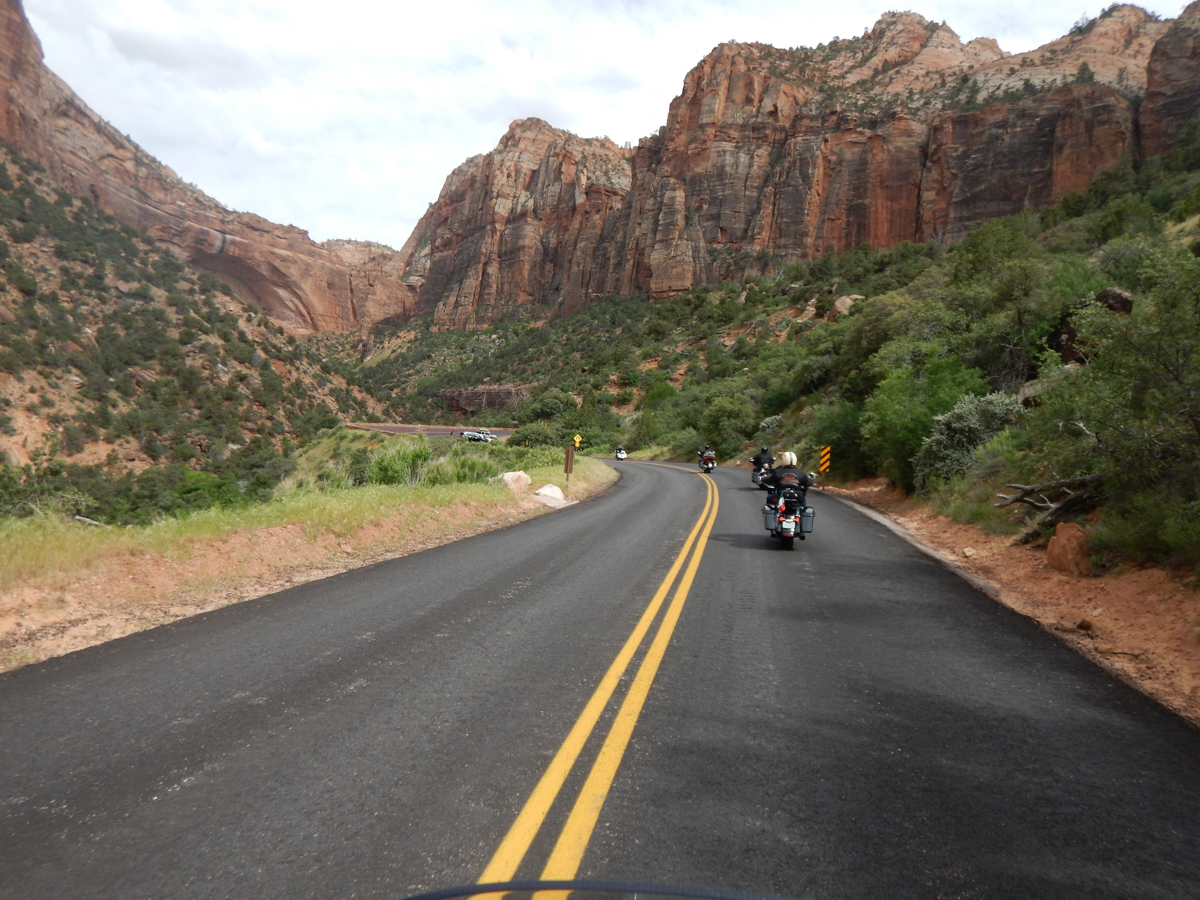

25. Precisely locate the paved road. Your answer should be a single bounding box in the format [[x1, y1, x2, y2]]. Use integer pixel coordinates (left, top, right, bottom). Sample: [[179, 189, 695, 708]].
[[2, 463, 1199, 899], [349, 423, 514, 440]]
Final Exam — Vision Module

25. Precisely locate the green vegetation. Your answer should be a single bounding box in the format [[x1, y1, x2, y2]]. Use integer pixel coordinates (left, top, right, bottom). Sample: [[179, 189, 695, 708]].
[[0, 142, 389, 524], [335, 123, 1200, 570], [4, 112, 1200, 574]]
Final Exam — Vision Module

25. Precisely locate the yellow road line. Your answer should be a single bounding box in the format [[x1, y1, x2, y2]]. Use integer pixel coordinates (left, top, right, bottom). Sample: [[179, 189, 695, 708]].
[[538, 473, 720, 885], [476, 474, 715, 884]]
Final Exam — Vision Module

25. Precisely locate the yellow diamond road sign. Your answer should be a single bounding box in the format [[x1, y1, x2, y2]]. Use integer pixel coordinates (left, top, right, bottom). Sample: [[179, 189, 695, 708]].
[[573, 433, 582, 447]]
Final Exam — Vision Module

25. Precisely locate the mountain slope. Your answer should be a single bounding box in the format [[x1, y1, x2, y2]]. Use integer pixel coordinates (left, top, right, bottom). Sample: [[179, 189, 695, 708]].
[[0, 0, 414, 334]]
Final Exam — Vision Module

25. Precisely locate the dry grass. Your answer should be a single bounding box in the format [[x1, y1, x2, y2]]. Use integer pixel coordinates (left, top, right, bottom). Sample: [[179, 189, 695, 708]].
[[0, 458, 615, 594]]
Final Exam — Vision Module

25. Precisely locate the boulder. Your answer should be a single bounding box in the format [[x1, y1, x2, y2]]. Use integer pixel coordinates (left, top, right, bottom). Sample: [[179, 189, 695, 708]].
[[533, 484, 565, 500], [501, 471, 532, 492], [1047, 522, 1092, 577], [824, 295, 862, 321]]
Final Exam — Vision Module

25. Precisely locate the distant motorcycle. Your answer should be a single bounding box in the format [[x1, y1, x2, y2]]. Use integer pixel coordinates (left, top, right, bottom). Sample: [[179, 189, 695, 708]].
[[763, 479, 815, 550], [751, 464, 773, 490], [615, 448, 627, 460], [698, 449, 716, 474]]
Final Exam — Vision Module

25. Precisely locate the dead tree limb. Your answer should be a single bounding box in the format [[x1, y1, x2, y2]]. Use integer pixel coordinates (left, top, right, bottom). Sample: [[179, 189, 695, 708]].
[[995, 473, 1106, 542]]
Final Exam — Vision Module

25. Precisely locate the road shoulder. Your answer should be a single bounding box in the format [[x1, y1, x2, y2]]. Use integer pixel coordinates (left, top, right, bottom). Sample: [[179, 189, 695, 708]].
[[0, 465, 619, 674], [821, 485, 1200, 730]]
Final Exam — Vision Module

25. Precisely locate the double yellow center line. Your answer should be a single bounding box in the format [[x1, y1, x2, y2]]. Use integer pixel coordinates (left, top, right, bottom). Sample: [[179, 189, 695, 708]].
[[477, 468, 720, 886]]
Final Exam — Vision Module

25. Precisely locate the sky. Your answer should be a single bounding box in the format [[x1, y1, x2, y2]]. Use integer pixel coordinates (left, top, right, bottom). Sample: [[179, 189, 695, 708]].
[[23, 0, 1189, 251]]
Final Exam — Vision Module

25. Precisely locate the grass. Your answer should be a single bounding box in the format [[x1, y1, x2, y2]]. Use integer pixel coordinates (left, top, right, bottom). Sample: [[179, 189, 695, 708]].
[[0, 457, 617, 593]]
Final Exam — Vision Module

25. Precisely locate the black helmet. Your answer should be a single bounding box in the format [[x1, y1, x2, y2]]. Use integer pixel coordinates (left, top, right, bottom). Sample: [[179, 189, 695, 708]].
[[761, 446, 769, 453], [704, 445, 710, 450]]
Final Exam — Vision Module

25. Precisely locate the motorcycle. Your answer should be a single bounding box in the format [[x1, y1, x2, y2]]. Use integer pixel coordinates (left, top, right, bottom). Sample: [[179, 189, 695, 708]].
[[763, 481, 815, 550], [751, 463, 773, 490], [699, 452, 716, 474], [615, 448, 627, 460]]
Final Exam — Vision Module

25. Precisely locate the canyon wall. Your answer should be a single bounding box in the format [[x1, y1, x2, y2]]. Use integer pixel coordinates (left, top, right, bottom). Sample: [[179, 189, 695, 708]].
[[395, 5, 1183, 325], [3, 0, 1200, 333], [0, 0, 412, 334]]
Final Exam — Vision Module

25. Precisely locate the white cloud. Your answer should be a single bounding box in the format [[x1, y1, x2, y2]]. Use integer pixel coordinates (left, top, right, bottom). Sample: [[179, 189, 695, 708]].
[[23, 0, 1190, 249]]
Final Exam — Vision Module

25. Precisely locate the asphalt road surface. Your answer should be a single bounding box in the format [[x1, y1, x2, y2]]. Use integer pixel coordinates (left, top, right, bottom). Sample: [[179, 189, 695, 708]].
[[349, 424, 514, 440], [2, 462, 1199, 899]]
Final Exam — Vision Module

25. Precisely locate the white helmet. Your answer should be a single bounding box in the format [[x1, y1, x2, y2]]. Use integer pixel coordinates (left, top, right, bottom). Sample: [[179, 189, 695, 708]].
[[779, 451, 797, 467]]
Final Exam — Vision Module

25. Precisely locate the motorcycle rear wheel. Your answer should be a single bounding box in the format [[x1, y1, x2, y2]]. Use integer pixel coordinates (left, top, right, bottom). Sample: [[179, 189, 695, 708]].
[[781, 536, 795, 550]]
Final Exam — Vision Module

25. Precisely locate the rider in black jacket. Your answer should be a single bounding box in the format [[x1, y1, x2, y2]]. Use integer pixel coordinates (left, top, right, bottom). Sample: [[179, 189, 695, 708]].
[[750, 446, 775, 470], [765, 451, 812, 504]]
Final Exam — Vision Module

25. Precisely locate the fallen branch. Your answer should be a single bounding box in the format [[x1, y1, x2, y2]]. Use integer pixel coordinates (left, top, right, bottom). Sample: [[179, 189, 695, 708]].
[[996, 473, 1106, 543], [995, 473, 1105, 510]]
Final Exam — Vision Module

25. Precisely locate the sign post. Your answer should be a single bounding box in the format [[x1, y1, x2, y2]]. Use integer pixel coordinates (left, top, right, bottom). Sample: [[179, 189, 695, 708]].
[[564, 444, 575, 488]]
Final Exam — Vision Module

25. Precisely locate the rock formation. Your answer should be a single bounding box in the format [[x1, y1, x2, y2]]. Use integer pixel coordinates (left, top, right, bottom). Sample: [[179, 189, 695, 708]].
[[0, 0, 412, 334], [0, 0, 1197, 333], [1140, 0, 1200, 158], [392, 5, 1174, 326], [436, 384, 534, 414]]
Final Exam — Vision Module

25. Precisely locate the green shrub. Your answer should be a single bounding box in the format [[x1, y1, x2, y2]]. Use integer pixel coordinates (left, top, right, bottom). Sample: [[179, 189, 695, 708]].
[[369, 439, 433, 485], [911, 392, 1025, 493], [701, 394, 758, 459], [861, 356, 988, 491]]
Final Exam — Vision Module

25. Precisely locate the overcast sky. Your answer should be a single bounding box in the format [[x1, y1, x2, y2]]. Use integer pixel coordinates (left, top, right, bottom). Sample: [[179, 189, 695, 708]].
[[23, 0, 1188, 250]]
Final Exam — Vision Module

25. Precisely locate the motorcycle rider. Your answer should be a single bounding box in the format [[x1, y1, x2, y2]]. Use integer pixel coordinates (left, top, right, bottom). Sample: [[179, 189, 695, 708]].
[[750, 446, 775, 470], [764, 451, 813, 507], [697, 445, 717, 470]]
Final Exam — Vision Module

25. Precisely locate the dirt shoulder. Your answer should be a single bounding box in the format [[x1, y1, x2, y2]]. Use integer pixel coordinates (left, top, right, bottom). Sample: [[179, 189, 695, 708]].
[[824, 478, 1200, 729], [0, 466, 617, 673]]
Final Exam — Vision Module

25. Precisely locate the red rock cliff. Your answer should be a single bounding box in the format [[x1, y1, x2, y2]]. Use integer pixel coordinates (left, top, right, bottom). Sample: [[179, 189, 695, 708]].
[[0, 1, 1195, 333], [396, 6, 1172, 323], [0, 0, 412, 334], [1140, 0, 1200, 157]]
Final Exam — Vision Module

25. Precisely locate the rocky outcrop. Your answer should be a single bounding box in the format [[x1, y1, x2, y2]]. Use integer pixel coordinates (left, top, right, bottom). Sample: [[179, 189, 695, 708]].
[[1140, 0, 1200, 158], [0, 0, 412, 334], [1, 0, 1197, 334], [398, 8, 1159, 321], [394, 120, 631, 330], [436, 384, 534, 413]]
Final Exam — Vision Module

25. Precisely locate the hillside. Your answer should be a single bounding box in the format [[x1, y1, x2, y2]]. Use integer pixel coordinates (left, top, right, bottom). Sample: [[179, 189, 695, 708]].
[[335, 126, 1200, 569], [0, 142, 392, 524]]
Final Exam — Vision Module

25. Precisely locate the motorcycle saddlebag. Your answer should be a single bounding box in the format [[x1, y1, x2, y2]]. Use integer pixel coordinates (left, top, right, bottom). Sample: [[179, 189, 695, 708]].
[[763, 508, 775, 531], [800, 507, 815, 533]]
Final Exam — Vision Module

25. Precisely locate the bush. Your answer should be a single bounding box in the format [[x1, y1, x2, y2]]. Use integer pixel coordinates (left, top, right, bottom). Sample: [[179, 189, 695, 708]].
[[423, 454, 501, 485], [911, 392, 1025, 494], [800, 401, 871, 480], [368, 439, 433, 485], [701, 394, 758, 459], [861, 356, 988, 491]]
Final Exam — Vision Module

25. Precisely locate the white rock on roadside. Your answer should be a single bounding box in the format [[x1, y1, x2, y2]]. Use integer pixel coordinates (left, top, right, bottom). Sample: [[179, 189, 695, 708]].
[[533, 484, 565, 501], [501, 471, 532, 491]]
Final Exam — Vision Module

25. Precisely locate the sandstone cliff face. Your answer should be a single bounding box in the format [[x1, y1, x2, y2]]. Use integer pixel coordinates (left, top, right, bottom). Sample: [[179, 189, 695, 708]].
[[1140, 0, 1200, 158], [0, 0, 1196, 334], [0, 0, 410, 334], [392, 120, 631, 330], [399, 7, 1158, 319]]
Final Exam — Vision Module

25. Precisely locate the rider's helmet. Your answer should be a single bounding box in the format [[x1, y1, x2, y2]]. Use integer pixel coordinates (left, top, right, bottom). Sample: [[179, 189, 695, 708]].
[[779, 451, 797, 467], [761, 446, 769, 453]]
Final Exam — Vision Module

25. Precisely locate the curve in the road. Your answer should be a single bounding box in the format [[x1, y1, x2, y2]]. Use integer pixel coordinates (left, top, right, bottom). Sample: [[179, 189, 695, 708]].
[[479, 466, 718, 884]]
